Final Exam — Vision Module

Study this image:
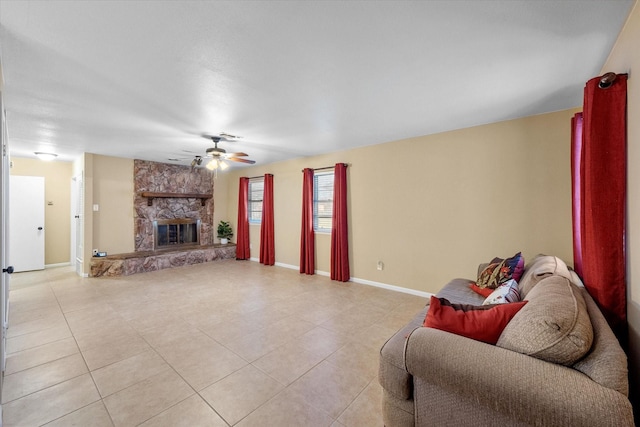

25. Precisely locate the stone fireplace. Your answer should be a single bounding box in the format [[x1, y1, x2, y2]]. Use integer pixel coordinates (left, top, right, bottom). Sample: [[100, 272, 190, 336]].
[[134, 159, 213, 251]]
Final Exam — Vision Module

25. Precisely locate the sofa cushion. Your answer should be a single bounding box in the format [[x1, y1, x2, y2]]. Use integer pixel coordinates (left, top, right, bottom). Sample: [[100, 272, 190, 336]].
[[436, 278, 485, 306], [497, 275, 593, 365], [476, 252, 524, 289], [482, 279, 520, 305], [518, 254, 575, 298], [424, 296, 527, 345]]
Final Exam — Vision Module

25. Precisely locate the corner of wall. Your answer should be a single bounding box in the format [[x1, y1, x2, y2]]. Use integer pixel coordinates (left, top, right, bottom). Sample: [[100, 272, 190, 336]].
[[82, 153, 94, 276]]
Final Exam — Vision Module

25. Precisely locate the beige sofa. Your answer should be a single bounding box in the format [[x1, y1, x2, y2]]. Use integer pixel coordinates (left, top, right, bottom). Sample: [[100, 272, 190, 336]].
[[379, 255, 634, 426]]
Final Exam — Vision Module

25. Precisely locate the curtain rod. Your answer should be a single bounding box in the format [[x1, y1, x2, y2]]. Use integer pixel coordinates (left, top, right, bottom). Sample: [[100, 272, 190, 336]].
[[301, 163, 348, 172], [598, 72, 629, 89], [246, 174, 273, 179]]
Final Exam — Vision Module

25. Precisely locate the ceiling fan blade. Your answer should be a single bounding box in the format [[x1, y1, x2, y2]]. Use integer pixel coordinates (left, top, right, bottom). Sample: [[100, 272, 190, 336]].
[[220, 132, 242, 139], [224, 152, 248, 157], [201, 133, 238, 142], [228, 157, 256, 164]]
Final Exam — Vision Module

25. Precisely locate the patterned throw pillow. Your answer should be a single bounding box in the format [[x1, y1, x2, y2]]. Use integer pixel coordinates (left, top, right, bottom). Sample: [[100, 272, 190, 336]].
[[469, 283, 494, 298], [476, 252, 524, 289], [482, 279, 521, 305]]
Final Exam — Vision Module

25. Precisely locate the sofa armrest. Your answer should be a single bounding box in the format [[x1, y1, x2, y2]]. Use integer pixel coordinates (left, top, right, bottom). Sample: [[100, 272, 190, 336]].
[[405, 327, 634, 426], [379, 306, 429, 400]]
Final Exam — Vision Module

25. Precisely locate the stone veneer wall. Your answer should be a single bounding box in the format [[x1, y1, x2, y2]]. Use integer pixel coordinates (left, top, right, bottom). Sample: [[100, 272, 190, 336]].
[[134, 159, 214, 251]]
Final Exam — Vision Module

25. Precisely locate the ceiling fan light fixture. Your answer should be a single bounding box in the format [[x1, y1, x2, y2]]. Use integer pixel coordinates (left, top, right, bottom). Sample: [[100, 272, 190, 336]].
[[34, 152, 58, 161], [206, 159, 218, 170], [219, 160, 229, 170]]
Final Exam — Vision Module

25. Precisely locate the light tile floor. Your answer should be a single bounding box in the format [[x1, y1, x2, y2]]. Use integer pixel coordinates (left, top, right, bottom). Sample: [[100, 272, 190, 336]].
[[2, 260, 427, 426]]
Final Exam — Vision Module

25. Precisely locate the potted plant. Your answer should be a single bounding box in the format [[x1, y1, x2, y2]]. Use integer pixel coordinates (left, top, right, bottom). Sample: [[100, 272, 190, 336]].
[[217, 220, 233, 244]]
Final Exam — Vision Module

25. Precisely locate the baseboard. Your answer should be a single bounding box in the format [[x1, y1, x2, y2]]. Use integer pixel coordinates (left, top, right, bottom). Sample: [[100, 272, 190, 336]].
[[45, 262, 71, 269], [273, 261, 297, 270], [272, 261, 332, 277], [351, 276, 433, 298], [252, 259, 432, 298]]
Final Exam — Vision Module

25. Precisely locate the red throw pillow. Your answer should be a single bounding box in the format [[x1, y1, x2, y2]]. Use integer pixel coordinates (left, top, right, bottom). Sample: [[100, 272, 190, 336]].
[[423, 296, 528, 345], [469, 283, 494, 298]]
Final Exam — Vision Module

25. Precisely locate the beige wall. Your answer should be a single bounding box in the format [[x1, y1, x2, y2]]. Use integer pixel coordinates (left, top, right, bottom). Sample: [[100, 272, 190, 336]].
[[601, 0, 640, 416], [224, 108, 576, 294], [90, 154, 135, 256], [212, 172, 230, 243], [77, 153, 135, 274], [10, 158, 73, 265]]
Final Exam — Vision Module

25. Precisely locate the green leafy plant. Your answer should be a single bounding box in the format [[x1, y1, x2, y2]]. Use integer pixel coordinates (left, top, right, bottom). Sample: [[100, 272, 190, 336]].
[[217, 221, 233, 240]]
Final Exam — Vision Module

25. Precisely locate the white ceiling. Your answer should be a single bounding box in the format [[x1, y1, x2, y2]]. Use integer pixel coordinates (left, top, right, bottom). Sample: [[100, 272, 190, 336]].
[[0, 1, 634, 168]]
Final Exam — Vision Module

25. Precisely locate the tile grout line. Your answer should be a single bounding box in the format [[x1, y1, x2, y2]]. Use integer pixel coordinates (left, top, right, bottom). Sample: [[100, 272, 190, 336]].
[[51, 275, 113, 427]]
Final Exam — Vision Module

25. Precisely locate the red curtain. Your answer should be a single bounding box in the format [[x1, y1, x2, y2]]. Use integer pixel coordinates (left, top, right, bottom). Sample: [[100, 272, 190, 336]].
[[235, 177, 250, 260], [331, 163, 350, 282], [300, 168, 315, 274], [575, 74, 627, 335], [260, 174, 275, 265], [571, 112, 584, 278]]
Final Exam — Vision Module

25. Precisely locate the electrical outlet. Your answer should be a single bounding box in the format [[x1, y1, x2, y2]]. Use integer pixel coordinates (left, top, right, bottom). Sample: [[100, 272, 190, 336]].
[[377, 261, 384, 271]]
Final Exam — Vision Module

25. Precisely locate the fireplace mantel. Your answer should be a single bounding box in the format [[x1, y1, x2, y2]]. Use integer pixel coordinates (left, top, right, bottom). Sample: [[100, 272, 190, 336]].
[[140, 191, 212, 206]]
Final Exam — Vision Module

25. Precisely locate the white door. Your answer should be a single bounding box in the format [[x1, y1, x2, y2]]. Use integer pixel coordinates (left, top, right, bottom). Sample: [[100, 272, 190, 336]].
[[10, 176, 45, 272], [1, 95, 11, 398], [73, 174, 83, 276]]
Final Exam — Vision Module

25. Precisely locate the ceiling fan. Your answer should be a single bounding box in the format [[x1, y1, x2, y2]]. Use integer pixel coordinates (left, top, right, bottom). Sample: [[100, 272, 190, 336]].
[[201, 134, 256, 171]]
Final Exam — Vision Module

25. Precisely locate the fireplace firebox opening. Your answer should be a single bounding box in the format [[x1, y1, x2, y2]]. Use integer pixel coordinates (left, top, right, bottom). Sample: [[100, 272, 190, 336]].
[[153, 218, 201, 251]]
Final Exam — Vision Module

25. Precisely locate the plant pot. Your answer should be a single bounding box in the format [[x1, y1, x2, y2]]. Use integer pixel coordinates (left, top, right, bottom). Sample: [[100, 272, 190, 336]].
[[220, 238, 228, 245]]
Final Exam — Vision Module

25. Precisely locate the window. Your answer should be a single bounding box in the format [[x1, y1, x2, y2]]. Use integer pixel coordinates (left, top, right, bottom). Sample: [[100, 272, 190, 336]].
[[248, 178, 264, 224], [314, 172, 334, 232]]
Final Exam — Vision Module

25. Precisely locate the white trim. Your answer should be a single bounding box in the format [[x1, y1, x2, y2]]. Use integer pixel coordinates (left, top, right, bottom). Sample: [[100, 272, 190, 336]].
[[274, 261, 297, 270], [254, 258, 432, 298], [45, 262, 71, 269], [249, 257, 259, 262], [272, 261, 331, 277], [351, 276, 433, 298]]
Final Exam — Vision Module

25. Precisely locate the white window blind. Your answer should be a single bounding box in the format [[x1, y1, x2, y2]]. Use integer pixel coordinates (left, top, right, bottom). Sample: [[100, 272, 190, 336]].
[[248, 178, 264, 224], [313, 172, 334, 232]]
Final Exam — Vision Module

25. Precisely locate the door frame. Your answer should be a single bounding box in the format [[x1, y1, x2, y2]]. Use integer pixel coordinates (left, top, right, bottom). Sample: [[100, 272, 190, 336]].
[[1, 77, 10, 410]]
